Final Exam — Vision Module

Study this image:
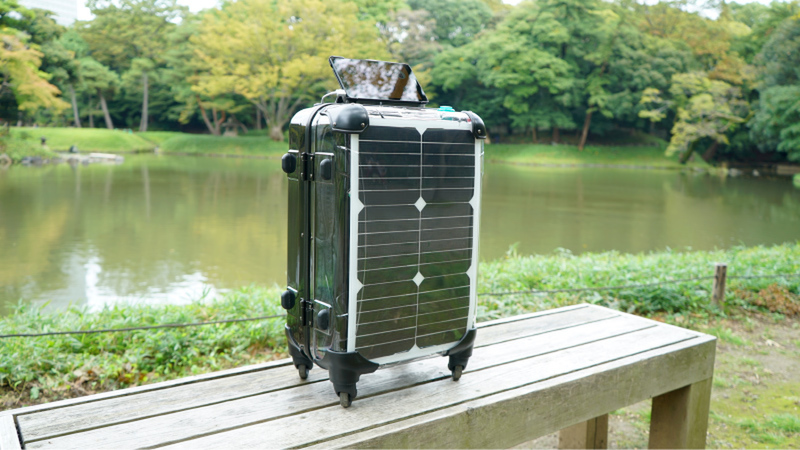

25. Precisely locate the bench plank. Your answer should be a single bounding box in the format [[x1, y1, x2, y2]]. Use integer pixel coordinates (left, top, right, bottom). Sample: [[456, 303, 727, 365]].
[[18, 305, 618, 442], [149, 326, 699, 449], [306, 337, 715, 449], [6, 305, 716, 450], [0, 416, 21, 450], [25, 314, 651, 448]]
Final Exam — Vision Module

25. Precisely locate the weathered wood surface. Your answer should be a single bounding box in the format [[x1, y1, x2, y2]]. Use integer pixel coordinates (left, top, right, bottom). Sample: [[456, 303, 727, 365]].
[[559, 415, 608, 449], [2, 304, 716, 449], [649, 377, 714, 449], [0, 415, 21, 450]]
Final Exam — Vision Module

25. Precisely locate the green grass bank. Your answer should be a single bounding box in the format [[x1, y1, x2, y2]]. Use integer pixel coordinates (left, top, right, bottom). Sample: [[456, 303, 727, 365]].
[[487, 142, 709, 169], [1, 127, 711, 168], [1, 243, 798, 410], [10, 127, 156, 153]]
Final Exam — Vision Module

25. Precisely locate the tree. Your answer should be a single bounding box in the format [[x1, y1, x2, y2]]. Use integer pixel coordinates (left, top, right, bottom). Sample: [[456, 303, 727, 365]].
[[0, 0, 67, 117], [729, 1, 799, 64], [749, 15, 800, 161], [380, 9, 441, 70], [430, 42, 509, 134], [407, 0, 493, 48], [80, 57, 119, 128], [190, 0, 388, 141], [750, 86, 800, 161], [23, 9, 85, 127], [635, 1, 750, 86], [641, 72, 749, 163], [80, 0, 184, 131]]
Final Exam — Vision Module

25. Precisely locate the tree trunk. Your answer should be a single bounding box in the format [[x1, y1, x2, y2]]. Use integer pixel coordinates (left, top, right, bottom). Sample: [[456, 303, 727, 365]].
[[702, 141, 719, 163], [88, 106, 94, 128], [196, 97, 220, 136], [256, 107, 262, 130], [578, 111, 593, 151], [531, 127, 538, 143], [552, 127, 560, 144], [99, 92, 114, 129], [139, 72, 149, 133], [269, 125, 283, 141], [679, 142, 696, 164], [69, 84, 81, 128]]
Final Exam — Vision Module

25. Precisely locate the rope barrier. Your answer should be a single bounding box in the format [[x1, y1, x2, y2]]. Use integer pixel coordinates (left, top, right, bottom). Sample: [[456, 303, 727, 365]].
[[478, 272, 800, 297], [1, 272, 798, 339], [478, 276, 714, 297], [0, 314, 284, 339]]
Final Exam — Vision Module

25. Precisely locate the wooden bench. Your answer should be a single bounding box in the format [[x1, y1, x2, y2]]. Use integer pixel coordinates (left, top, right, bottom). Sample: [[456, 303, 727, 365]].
[[0, 304, 716, 449]]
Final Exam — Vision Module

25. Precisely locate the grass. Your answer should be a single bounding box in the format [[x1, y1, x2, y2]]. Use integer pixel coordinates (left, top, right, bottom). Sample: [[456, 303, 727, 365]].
[[1, 243, 798, 410], [138, 131, 183, 145], [10, 127, 155, 152], [157, 133, 286, 157], [0, 286, 285, 408], [3, 127, 713, 168], [486, 142, 711, 169], [0, 130, 58, 163], [5, 128, 287, 159], [479, 243, 800, 320]]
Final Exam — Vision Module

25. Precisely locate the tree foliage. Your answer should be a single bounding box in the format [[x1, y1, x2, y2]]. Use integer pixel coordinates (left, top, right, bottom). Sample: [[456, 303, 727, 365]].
[[0, 0, 67, 115], [190, 0, 388, 140], [1, 0, 799, 165]]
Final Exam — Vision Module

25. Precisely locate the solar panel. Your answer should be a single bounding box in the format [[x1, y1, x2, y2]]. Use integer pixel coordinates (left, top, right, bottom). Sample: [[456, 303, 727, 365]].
[[350, 124, 479, 362]]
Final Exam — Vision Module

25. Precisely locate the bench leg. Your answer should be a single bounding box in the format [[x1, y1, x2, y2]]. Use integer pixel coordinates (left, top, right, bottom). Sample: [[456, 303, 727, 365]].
[[558, 414, 608, 449], [648, 377, 713, 449]]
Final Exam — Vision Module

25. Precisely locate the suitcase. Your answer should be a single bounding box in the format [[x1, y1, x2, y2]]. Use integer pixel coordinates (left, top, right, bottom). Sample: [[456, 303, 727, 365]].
[[280, 56, 487, 407]]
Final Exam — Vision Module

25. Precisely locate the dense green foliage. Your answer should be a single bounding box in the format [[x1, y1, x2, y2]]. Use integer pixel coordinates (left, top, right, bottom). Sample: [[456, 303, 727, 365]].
[[1, 0, 800, 165], [1, 244, 798, 405], [480, 243, 800, 318], [0, 286, 285, 403], [0, 129, 56, 162]]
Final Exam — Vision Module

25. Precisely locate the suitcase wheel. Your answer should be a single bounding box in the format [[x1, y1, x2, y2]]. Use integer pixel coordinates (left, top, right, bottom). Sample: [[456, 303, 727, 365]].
[[452, 365, 464, 381], [298, 364, 309, 380], [339, 392, 352, 408]]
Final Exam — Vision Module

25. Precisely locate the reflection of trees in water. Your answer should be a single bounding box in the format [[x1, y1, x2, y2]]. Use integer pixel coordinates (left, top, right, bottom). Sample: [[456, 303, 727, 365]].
[[0, 158, 287, 312], [479, 165, 800, 259], [667, 173, 800, 222]]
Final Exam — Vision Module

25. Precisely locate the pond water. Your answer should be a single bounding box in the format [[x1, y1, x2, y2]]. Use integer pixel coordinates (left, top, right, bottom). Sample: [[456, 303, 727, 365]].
[[1, 155, 798, 314]]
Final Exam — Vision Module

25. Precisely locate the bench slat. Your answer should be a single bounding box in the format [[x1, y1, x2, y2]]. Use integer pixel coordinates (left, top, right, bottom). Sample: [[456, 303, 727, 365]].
[[307, 337, 716, 449], [18, 305, 618, 442], [0, 415, 21, 450], [108, 326, 695, 449], [25, 314, 653, 448], [152, 326, 696, 449]]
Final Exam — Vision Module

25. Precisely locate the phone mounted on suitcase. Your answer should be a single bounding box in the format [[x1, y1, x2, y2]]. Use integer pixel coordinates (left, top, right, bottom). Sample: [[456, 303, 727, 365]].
[[281, 56, 487, 408]]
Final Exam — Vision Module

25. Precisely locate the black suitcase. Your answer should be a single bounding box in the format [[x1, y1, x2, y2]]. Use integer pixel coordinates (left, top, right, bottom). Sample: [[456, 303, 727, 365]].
[[280, 56, 487, 407]]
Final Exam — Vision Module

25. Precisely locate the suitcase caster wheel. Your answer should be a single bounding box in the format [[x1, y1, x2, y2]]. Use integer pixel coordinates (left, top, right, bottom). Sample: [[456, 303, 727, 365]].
[[297, 364, 309, 380], [452, 365, 463, 381], [339, 392, 352, 408]]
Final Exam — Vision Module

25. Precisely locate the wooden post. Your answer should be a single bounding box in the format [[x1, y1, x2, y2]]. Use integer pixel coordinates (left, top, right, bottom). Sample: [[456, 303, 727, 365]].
[[712, 263, 727, 306], [559, 414, 608, 449], [648, 377, 713, 449]]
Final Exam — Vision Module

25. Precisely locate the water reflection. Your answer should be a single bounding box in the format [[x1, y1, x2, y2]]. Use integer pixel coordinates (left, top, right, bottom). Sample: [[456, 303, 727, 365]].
[[0, 156, 798, 313]]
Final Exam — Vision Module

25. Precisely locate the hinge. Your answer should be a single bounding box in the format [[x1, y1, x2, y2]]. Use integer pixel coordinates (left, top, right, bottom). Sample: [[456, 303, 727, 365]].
[[300, 298, 314, 327], [300, 153, 315, 181]]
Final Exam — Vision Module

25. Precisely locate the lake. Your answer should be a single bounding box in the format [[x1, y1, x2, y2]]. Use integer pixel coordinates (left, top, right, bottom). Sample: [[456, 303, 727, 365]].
[[1, 155, 798, 314]]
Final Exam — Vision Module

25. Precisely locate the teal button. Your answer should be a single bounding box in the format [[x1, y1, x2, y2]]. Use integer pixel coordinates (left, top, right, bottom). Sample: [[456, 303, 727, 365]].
[[438, 106, 455, 112]]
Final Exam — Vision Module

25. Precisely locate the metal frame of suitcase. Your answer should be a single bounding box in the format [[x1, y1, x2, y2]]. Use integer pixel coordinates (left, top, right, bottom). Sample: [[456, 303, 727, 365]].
[[280, 58, 487, 408]]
